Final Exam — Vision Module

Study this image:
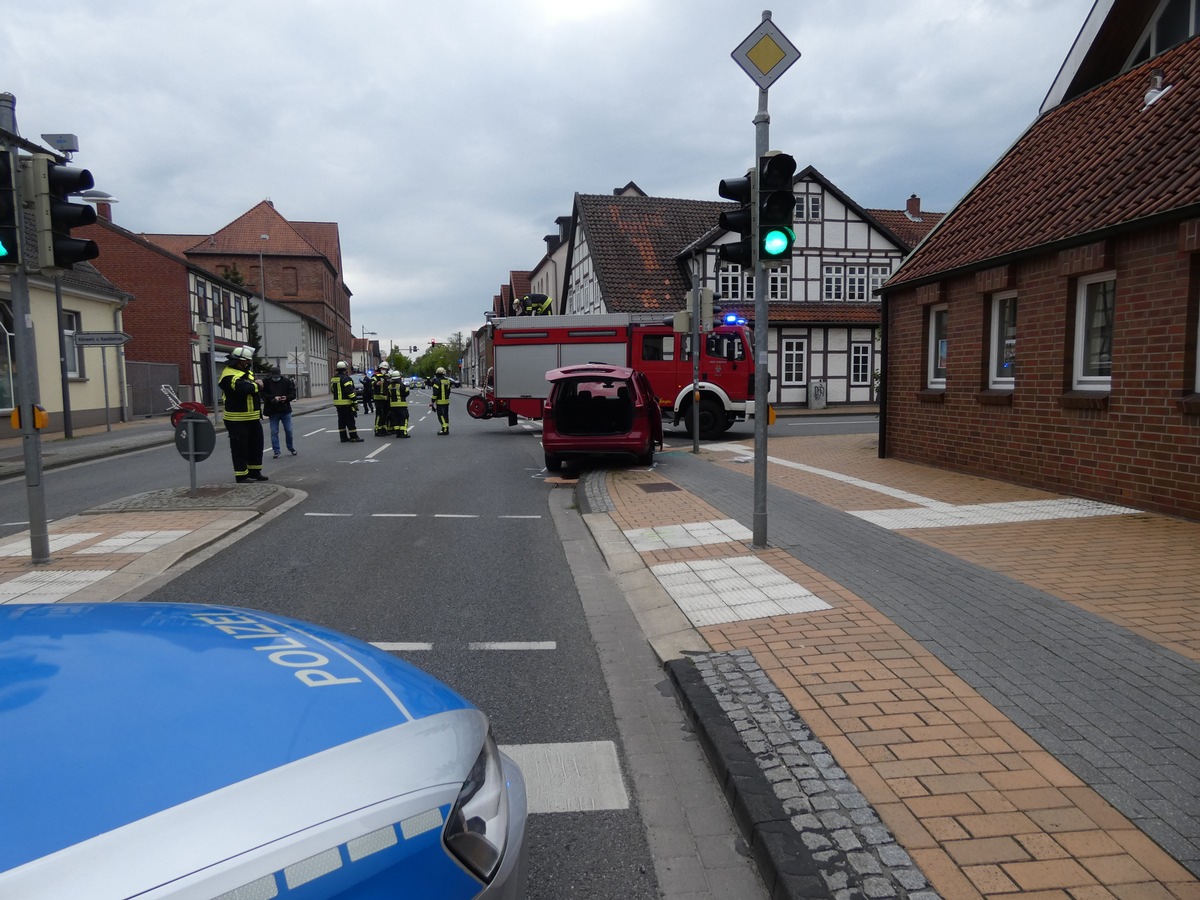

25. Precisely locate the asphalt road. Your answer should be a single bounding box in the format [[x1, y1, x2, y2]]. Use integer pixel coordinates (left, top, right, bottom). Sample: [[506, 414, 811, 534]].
[[128, 402, 659, 898]]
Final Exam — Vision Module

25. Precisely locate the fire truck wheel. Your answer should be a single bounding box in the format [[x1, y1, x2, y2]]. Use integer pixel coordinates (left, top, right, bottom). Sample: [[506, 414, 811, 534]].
[[544, 453, 562, 472], [685, 397, 725, 441]]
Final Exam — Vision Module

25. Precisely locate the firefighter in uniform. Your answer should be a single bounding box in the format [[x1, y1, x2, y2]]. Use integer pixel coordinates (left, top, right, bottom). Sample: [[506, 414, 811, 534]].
[[219, 345, 268, 482], [430, 366, 453, 435], [331, 361, 364, 442], [372, 362, 391, 436], [388, 372, 410, 437]]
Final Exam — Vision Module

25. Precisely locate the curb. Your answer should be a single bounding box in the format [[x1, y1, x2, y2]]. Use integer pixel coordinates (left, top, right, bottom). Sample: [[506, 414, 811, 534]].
[[666, 656, 831, 900]]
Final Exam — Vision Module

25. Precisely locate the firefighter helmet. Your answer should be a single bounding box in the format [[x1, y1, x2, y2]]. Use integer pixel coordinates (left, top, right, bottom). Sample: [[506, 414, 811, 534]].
[[436, 366, 446, 375], [228, 345, 254, 363], [336, 361, 348, 370]]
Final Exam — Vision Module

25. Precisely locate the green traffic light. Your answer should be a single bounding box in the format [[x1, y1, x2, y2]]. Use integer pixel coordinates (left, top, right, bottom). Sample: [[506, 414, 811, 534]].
[[0, 241, 9, 258], [761, 227, 795, 257]]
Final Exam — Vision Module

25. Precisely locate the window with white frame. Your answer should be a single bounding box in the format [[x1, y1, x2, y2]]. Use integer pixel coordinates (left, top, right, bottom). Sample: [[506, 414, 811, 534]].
[[0, 301, 14, 410], [194, 281, 208, 322], [990, 292, 1017, 387], [781, 338, 807, 385], [795, 194, 822, 221], [851, 343, 872, 386], [822, 265, 844, 301], [718, 264, 754, 302], [847, 266, 868, 301], [927, 304, 948, 388], [766, 265, 790, 301], [1073, 272, 1115, 390], [1195, 301, 1200, 394], [62, 310, 82, 377], [869, 265, 891, 297]]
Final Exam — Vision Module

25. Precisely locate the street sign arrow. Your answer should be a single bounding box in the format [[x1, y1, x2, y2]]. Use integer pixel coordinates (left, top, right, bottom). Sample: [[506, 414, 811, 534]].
[[73, 331, 131, 347]]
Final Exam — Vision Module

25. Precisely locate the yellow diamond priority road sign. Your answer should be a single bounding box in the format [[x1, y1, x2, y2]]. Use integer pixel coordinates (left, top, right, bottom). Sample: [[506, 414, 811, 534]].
[[732, 17, 800, 91]]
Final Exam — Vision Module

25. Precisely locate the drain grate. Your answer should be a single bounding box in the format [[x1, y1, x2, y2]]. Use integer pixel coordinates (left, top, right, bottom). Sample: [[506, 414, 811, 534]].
[[638, 483, 681, 493]]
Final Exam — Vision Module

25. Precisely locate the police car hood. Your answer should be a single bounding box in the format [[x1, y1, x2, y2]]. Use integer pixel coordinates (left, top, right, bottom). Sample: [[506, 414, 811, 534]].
[[0, 603, 477, 877]]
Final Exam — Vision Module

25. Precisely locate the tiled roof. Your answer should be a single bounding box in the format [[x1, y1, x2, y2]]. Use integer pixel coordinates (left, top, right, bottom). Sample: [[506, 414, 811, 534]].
[[140, 233, 204, 256], [575, 194, 730, 314], [889, 36, 1200, 288], [186, 201, 326, 258], [510, 271, 532, 300], [864, 208, 945, 251]]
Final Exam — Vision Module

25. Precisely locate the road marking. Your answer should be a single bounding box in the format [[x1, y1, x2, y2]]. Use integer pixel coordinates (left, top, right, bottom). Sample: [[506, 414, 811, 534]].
[[371, 642, 434, 651], [304, 512, 353, 517], [371, 513, 418, 518], [499, 515, 542, 519], [366, 445, 389, 459], [468, 641, 556, 651], [433, 514, 478, 519], [499, 741, 630, 814], [302, 427, 328, 437]]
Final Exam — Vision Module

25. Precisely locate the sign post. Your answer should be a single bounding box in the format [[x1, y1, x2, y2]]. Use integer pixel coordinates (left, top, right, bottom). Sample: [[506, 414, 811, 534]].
[[173, 411, 216, 497], [731, 10, 799, 550]]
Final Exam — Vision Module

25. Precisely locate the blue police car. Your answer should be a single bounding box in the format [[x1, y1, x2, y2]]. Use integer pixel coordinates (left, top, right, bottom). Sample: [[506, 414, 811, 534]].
[[0, 603, 529, 899]]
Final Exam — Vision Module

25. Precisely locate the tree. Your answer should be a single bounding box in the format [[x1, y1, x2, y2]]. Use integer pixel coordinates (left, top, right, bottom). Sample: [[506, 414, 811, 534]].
[[222, 264, 269, 372]]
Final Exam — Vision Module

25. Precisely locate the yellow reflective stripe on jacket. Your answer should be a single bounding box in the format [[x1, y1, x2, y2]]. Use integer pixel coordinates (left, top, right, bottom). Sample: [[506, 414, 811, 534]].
[[219, 365, 262, 420]]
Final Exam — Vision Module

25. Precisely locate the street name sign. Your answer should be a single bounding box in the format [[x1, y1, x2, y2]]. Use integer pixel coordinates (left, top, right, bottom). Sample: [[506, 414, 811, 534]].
[[74, 331, 131, 347]]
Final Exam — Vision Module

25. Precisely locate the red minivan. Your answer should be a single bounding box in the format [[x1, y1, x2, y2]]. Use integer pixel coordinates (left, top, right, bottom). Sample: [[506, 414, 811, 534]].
[[541, 364, 664, 471]]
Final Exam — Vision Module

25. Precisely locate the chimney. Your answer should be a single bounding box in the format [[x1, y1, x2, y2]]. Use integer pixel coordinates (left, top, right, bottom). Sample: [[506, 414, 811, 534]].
[[96, 201, 113, 222], [906, 194, 921, 217]]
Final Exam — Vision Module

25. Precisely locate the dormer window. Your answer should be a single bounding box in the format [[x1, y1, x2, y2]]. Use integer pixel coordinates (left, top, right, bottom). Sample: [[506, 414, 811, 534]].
[[1127, 0, 1198, 69]]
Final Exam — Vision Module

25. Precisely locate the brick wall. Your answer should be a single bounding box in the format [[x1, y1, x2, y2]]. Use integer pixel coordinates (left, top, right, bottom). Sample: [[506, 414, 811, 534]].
[[884, 223, 1200, 520], [81, 224, 194, 383]]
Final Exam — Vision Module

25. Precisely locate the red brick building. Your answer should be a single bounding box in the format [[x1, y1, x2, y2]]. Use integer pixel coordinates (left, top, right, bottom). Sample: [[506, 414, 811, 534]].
[[879, 7, 1200, 520]]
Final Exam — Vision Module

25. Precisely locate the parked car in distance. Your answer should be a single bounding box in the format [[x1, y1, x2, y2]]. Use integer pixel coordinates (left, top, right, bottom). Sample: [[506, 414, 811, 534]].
[[0, 603, 529, 900], [541, 363, 663, 472]]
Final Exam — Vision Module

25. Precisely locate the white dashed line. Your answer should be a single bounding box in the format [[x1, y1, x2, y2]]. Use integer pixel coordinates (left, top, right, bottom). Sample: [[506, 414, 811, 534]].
[[500, 741, 629, 814], [468, 642, 556, 651], [371, 642, 434, 652]]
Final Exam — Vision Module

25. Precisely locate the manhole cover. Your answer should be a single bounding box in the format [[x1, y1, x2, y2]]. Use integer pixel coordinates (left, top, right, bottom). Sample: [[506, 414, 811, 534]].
[[639, 483, 681, 493]]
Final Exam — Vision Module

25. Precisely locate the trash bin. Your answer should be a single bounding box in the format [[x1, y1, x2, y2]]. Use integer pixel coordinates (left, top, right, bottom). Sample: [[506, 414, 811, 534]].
[[810, 379, 827, 410]]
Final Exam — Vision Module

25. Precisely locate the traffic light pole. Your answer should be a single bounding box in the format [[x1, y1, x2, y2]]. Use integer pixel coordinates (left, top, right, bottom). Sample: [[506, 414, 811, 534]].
[[752, 90, 770, 549], [1, 102, 52, 563]]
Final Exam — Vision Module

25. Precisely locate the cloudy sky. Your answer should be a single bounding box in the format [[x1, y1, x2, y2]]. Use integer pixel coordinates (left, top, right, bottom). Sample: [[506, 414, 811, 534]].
[[3, 0, 1094, 354]]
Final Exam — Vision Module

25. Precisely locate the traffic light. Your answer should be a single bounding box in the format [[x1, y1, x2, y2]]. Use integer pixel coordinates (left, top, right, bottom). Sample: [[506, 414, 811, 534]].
[[717, 169, 754, 268], [758, 152, 796, 265], [23, 153, 99, 270], [0, 152, 18, 265]]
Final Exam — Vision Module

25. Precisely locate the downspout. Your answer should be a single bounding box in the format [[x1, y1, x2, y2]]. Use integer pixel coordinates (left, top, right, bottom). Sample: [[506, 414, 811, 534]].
[[114, 293, 131, 422], [878, 290, 888, 458]]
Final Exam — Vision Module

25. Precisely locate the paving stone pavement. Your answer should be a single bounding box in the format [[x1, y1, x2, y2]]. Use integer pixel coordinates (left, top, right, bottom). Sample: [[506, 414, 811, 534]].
[[585, 437, 1200, 900]]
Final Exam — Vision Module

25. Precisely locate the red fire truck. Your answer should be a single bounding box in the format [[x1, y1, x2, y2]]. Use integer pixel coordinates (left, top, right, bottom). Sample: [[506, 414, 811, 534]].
[[466, 313, 755, 440]]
